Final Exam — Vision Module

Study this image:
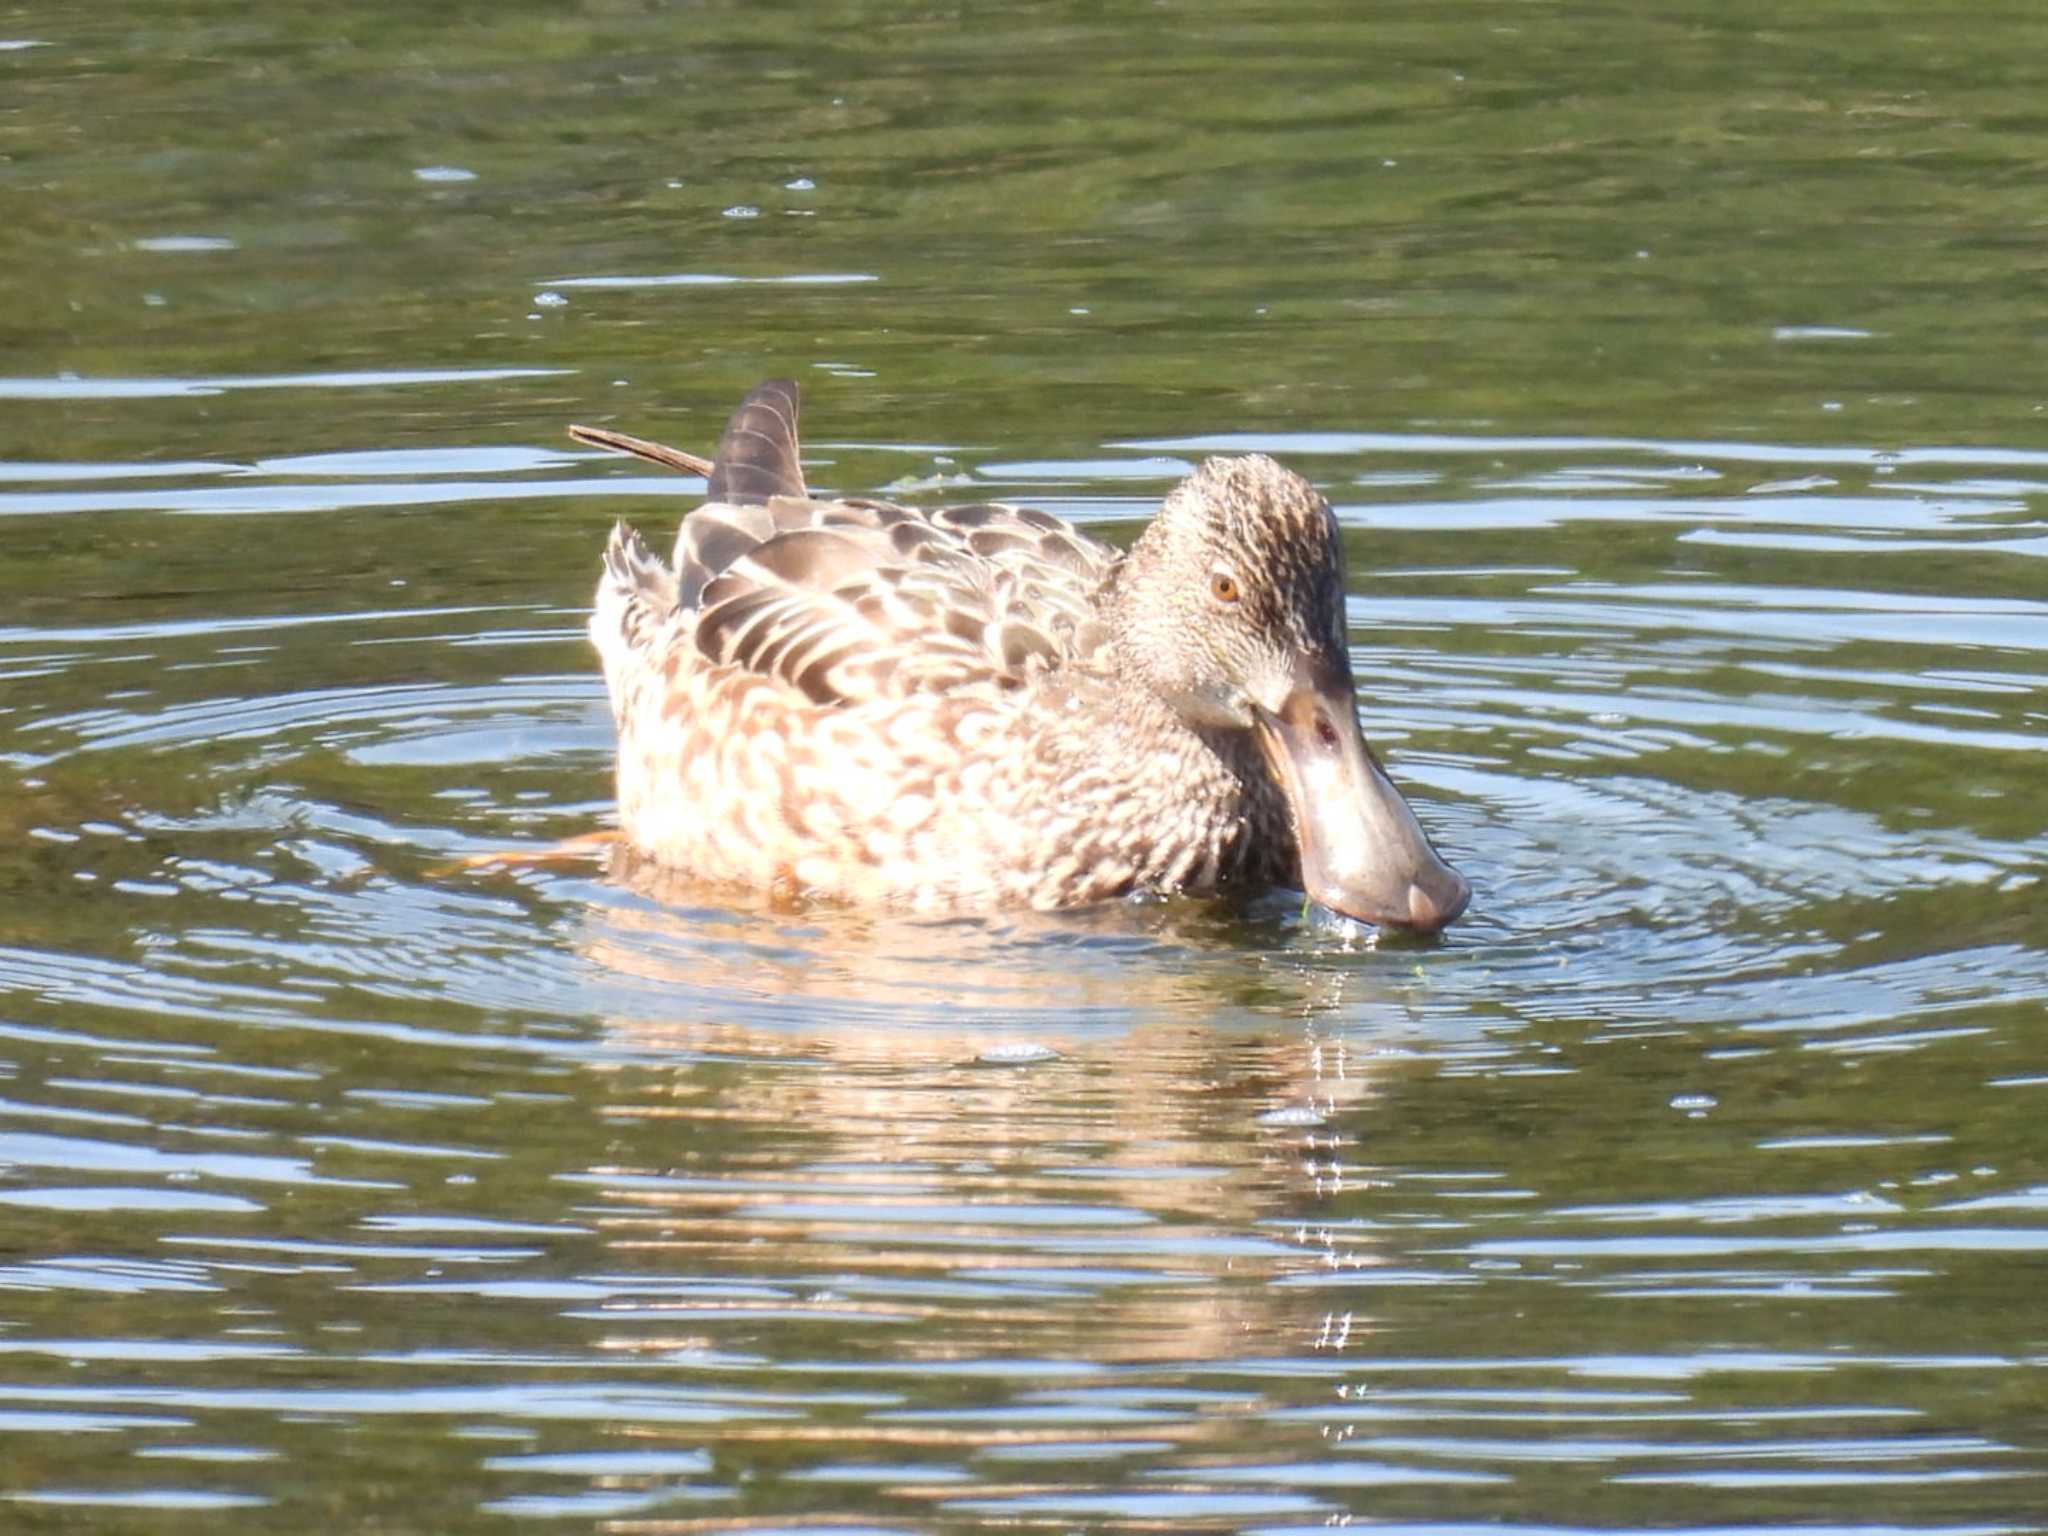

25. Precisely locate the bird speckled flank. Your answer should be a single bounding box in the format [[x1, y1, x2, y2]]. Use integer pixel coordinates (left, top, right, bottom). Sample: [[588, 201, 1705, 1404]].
[[579, 380, 1470, 932]]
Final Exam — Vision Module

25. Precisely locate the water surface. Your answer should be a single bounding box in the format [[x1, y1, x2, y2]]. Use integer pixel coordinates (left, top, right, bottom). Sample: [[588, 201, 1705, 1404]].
[[1, 2, 2045, 1531]]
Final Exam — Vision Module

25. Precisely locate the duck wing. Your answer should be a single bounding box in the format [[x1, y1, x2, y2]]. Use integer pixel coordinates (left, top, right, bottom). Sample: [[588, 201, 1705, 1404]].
[[691, 496, 1119, 707], [586, 378, 1121, 708]]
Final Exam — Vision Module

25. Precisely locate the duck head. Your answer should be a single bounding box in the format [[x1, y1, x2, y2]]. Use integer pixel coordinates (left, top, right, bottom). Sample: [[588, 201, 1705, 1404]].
[[1107, 455, 1470, 934]]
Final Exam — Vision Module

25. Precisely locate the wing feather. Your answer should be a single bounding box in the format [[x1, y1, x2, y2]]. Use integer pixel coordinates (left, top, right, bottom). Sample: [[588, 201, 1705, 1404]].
[[596, 380, 1122, 710], [685, 495, 1119, 707], [706, 379, 805, 505]]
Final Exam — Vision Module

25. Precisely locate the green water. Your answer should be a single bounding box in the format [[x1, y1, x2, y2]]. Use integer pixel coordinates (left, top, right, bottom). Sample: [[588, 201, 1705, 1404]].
[[1, 2, 2044, 1531]]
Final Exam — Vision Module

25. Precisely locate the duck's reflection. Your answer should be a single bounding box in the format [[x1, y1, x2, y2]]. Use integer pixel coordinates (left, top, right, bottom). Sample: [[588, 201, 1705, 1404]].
[[569, 852, 1423, 1369], [586, 844, 1400, 1024]]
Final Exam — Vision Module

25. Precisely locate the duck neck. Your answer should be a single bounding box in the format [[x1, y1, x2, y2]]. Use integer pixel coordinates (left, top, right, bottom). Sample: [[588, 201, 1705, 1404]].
[[1097, 536, 1177, 698]]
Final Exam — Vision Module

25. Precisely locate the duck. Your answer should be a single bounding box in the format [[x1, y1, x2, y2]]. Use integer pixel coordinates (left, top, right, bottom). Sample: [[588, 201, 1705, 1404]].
[[575, 380, 1470, 932]]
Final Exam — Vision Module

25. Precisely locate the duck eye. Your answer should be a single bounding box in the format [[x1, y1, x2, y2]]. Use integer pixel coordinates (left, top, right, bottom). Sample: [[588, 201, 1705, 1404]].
[[1209, 571, 1240, 605]]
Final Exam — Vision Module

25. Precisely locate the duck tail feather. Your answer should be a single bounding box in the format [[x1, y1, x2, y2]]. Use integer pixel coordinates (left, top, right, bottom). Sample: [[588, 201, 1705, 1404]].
[[592, 521, 680, 679]]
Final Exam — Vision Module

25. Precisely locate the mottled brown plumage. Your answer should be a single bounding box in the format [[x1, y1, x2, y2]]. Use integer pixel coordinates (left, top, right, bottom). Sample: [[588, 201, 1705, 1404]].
[[581, 381, 1469, 931]]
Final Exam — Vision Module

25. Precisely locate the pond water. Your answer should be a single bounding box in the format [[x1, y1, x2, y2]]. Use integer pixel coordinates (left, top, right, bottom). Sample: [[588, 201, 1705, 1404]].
[[2, 2, 2045, 1531]]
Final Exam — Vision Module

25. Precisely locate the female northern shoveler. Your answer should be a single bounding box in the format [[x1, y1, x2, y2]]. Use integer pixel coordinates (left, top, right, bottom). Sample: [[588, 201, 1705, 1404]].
[[576, 380, 1470, 932]]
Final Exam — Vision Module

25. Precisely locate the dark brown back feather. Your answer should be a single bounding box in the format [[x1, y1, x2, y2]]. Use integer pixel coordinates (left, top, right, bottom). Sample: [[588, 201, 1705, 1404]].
[[708, 379, 806, 505]]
